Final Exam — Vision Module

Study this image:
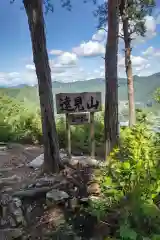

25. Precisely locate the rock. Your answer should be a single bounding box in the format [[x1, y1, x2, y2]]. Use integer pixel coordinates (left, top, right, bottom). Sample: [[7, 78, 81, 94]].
[[35, 175, 65, 188], [12, 186, 53, 199], [65, 156, 105, 168], [0, 218, 8, 227], [28, 153, 44, 168], [1, 194, 12, 206], [46, 189, 69, 204], [13, 208, 25, 225], [0, 146, 7, 151], [0, 175, 21, 187], [0, 196, 25, 228], [87, 182, 101, 195], [36, 176, 56, 185], [17, 163, 24, 168], [72, 151, 83, 156], [60, 148, 68, 158], [2, 175, 20, 182], [8, 215, 17, 227], [47, 207, 66, 227], [0, 228, 23, 239], [28, 151, 68, 169], [28, 184, 35, 189], [2, 187, 13, 193], [0, 167, 13, 172], [80, 197, 89, 203], [69, 197, 78, 210], [25, 204, 33, 221], [13, 198, 22, 208], [9, 198, 25, 225]]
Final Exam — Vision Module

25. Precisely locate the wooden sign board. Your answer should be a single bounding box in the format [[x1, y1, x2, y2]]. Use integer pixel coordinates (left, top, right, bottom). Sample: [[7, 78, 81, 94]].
[[68, 112, 90, 125], [56, 92, 102, 114]]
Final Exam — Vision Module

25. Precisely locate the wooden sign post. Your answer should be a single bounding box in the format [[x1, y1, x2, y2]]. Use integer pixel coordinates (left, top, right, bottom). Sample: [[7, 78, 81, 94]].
[[66, 113, 71, 159], [56, 92, 102, 159], [90, 112, 95, 158]]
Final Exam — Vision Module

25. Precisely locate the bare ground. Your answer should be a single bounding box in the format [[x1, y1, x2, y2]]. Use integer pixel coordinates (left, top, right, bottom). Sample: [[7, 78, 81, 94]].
[[0, 143, 102, 239], [0, 143, 44, 191]]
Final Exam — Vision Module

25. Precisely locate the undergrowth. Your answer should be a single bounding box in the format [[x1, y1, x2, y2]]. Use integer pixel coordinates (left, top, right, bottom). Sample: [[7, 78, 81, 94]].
[[0, 94, 104, 154], [87, 125, 160, 240]]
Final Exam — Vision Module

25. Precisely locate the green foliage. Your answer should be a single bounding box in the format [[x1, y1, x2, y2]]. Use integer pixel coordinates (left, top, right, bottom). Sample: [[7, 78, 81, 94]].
[[87, 125, 160, 239], [0, 94, 104, 153], [136, 108, 148, 124], [119, 223, 137, 240], [0, 94, 42, 143], [154, 88, 160, 104], [95, 0, 155, 39]]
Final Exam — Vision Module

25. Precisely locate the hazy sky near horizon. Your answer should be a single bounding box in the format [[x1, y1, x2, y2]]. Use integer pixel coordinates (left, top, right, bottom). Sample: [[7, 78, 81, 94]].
[[0, 0, 160, 86]]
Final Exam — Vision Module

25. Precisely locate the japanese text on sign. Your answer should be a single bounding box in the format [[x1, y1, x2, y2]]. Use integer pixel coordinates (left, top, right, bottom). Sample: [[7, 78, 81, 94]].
[[56, 92, 101, 114], [68, 113, 90, 125]]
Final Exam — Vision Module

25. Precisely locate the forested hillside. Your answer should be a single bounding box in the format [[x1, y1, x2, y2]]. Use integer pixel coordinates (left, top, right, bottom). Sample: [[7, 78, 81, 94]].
[[0, 73, 160, 107]]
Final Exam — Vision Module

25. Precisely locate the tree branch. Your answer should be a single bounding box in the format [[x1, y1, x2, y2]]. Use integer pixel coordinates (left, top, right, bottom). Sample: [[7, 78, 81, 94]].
[[118, 34, 124, 39], [99, 27, 108, 33]]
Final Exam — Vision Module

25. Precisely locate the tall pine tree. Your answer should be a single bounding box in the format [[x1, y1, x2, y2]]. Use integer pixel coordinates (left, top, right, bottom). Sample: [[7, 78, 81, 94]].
[[95, 0, 155, 127]]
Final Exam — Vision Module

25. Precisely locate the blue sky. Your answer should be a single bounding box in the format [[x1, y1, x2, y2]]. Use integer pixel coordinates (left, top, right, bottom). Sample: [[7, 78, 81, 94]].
[[0, 0, 160, 86]]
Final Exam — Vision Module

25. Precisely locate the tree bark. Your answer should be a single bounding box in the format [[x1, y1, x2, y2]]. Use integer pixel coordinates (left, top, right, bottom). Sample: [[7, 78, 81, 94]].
[[23, 0, 60, 173], [104, 0, 119, 159], [121, 3, 136, 127]]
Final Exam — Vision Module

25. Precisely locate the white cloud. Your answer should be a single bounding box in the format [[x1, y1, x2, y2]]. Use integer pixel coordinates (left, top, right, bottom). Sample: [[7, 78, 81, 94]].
[[92, 29, 107, 42], [91, 15, 157, 50], [145, 16, 156, 34], [57, 52, 77, 66], [25, 64, 35, 71], [17, 51, 79, 85], [135, 63, 150, 71], [73, 41, 105, 57], [132, 16, 156, 45], [131, 56, 147, 66], [154, 51, 160, 57], [142, 46, 160, 58], [0, 72, 30, 87], [118, 55, 147, 68], [24, 52, 78, 77], [1, 13, 159, 88], [117, 53, 151, 77], [8, 72, 20, 77], [49, 49, 63, 56], [142, 46, 154, 56]]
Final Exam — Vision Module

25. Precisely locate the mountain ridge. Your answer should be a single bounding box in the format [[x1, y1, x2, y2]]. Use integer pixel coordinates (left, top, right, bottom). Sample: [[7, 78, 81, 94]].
[[0, 73, 160, 106]]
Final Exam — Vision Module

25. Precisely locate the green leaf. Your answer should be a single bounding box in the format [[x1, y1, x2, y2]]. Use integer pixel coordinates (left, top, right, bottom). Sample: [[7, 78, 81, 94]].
[[152, 235, 160, 240], [122, 162, 131, 170], [119, 224, 137, 240], [104, 176, 113, 186]]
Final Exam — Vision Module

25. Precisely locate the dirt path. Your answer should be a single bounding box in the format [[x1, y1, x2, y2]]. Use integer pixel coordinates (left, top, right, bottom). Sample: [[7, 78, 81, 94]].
[[0, 143, 43, 191]]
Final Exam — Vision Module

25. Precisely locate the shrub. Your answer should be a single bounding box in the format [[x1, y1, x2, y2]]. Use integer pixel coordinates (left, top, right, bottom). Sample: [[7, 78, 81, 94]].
[[0, 94, 104, 152], [87, 124, 160, 239], [0, 94, 42, 143]]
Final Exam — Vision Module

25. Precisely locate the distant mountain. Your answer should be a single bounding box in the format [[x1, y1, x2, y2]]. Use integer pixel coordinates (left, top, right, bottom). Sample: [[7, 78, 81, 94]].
[[0, 73, 160, 107]]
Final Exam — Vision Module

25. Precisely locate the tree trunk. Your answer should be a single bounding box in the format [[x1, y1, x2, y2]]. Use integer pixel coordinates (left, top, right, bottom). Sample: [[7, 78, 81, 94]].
[[104, 0, 119, 159], [122, 14, 136, 127], [23, 0, 60, 173]]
